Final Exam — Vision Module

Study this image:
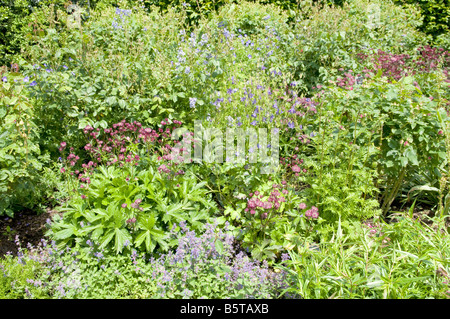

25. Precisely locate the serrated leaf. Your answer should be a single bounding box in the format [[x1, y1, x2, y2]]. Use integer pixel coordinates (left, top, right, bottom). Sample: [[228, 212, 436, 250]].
[[114, 228, 132, 254]]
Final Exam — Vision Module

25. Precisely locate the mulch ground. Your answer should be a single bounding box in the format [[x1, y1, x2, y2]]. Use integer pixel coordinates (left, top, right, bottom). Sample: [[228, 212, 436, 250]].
[[0, 208, 61, 257]]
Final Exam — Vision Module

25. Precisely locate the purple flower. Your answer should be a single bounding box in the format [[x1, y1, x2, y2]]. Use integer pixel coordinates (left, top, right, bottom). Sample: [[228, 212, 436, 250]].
[[29, 81, 37, 86], [23, 76, 29, 82], [288, 122, 295, 129], [189, 97, 197, 108], [2, 76, 6, 82]]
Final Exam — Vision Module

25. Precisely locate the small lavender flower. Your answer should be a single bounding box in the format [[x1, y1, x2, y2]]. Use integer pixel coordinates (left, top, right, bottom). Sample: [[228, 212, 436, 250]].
[[189, 97, 197, 108]]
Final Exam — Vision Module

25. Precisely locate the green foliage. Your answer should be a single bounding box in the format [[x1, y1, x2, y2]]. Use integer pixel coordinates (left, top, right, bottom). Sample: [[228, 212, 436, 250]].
[[1, 0, 450, 300], [0, 72, 49, 216], [287, 0, 426, 93], [0, 252, 49, 299], [395, 0, 450, 38], [277, 211, 450, 299], [2, 223, 285, 299], [0, 0, 31, 66], [0, 0, 70, 66], [222, 178, 322, 262], [311, 67, 448, 216], [48, 161, 218, 254]]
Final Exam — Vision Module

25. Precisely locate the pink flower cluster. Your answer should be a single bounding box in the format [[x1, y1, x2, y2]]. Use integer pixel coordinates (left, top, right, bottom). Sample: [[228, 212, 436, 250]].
[[81, 118, 183, 167], [364, 221, 381, 236], [336, 69, 357, 90], [304, 205, 319, 219], [280, 154, 306, 177], [416, 45, 450, 83], [155, 132, 194, 178], [358, 50, 412, 82], [66, 153, 80, 167], [357, 46, 450, 83], [59, 118, 187, 195], [244, 184, 288, 219]]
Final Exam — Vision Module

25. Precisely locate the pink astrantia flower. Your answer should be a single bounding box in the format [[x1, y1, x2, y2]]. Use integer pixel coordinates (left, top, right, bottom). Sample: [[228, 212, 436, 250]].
[[292, 165, 301, 173]]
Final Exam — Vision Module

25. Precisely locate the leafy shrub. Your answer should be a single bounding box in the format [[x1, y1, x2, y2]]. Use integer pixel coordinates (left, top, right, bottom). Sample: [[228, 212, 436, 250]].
[[395, 0, 450, 37], [47, 119, 218, 254], [21, 2, 300, 155], [0, 0, 71, 66], [0, 71, 49, 216], [286, 0, 426, 93], [321, 73, 447, 216], [0, 0, 30, 66]]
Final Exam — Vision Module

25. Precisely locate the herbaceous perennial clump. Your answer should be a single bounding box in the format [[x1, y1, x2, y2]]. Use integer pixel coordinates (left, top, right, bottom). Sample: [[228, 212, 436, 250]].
[[1, 223, 288, 299]]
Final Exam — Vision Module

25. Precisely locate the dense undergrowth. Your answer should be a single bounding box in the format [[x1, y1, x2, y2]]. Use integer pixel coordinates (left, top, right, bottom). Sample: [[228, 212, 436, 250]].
[[1, 0, 450, 299]]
